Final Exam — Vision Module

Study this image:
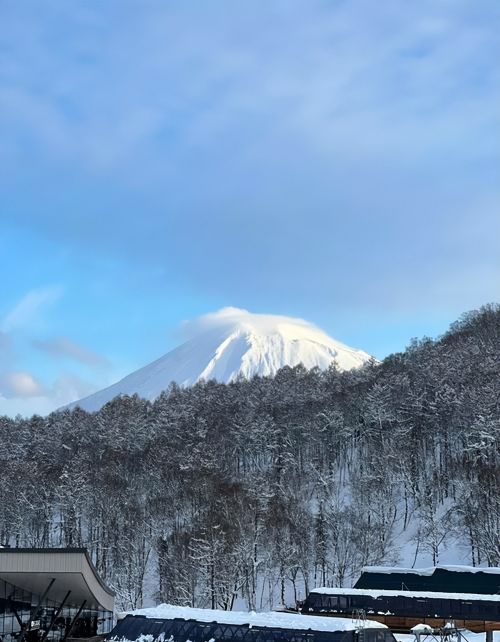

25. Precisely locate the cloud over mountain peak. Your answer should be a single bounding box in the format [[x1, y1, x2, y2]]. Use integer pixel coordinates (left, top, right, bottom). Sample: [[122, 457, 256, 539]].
[[67, 308, 373, 412]]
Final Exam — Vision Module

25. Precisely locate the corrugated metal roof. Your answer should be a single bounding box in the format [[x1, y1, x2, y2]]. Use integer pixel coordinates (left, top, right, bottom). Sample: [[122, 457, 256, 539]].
[[0, 547, 114, 612], [354, 566, 500, 595]]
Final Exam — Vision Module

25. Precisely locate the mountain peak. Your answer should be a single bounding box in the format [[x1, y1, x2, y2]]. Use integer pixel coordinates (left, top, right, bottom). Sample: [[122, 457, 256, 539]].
[[67, 309, 373, 412]]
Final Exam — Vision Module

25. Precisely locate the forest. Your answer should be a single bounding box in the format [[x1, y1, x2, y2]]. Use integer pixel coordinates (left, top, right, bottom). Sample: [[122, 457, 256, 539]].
[[0, 304, 498, 612]]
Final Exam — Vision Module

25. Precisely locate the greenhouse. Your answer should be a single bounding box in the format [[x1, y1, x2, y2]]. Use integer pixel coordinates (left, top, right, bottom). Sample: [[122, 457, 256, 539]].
[[107, 604, 395, 642]]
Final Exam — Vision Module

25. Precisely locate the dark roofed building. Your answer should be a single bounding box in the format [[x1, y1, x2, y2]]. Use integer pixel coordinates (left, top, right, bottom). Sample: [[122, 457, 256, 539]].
[[354, 566, 500, 595], [107, 605, 396, 642], [0, 548, 114, 642], [301, 566, 500, 633]]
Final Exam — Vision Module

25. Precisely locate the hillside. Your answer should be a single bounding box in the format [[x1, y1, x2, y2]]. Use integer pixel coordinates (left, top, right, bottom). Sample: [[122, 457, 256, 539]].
[[0, 304, 498, 611]]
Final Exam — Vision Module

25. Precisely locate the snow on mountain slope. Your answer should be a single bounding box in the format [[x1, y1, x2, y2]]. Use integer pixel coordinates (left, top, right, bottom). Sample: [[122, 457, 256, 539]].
[[67, 308, 374, 412]]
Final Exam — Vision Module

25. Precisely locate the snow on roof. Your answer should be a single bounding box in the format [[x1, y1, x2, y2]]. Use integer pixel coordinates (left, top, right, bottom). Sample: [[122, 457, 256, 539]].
[[310, 587, 500, 601], [411, 625, 433, 633], [123, 604, 388, 633], [361, 565, 500, 576]]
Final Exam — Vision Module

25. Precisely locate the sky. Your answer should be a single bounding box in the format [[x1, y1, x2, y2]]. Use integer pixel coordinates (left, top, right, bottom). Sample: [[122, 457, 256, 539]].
[[1, 0, 499, 416]]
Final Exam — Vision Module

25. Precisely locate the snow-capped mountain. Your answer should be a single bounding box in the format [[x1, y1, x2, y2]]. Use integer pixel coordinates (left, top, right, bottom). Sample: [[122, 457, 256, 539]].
[[68, 308, 373, 412]]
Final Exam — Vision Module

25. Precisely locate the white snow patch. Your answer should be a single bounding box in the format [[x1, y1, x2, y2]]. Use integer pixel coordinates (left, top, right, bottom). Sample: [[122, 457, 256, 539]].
[[310, 587, 500, 601], [396, 633, 500, 642], [410, 625, 433, 633], [122, 604, 388, 633], [361, 565, 500, 575]]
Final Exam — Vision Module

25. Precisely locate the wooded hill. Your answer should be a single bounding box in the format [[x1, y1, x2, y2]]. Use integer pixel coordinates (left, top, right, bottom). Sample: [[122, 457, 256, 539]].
[[0, 304, 498, 611]]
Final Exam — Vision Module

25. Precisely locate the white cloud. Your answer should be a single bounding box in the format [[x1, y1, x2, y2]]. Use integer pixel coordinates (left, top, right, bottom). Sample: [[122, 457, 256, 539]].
[[0, 372, 102, 417], [182, 306, 250, 335], [1, 285, 64, 333], [0, 371, 45, 398], [181, 306, 317, 339], [1, 1, 498, 175], [32, 336, 109, 366], [50, 373, 99, 406]]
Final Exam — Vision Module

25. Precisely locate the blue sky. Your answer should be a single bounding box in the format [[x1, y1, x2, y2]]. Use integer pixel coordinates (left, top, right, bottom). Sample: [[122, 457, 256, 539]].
[[1, 0, 499, 416]]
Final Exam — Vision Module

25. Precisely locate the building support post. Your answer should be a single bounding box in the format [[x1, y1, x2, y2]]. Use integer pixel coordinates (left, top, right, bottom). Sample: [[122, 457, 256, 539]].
[[40, 590, 72, 642], [62, 600, 87, 642], [19, 578, 56, 642]]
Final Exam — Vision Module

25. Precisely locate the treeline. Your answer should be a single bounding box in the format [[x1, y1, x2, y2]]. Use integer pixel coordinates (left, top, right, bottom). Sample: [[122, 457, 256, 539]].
[[0, 304, 499, 611]]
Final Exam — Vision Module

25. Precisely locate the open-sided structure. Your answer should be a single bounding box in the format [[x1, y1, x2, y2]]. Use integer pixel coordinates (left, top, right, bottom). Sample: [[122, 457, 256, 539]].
[[0, 548, 114, 642], [107, 604, 396, 642]]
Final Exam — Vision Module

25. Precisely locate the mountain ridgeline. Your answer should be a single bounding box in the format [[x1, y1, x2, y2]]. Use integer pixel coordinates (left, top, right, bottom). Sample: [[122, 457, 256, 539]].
[[0, 304, 499, 611], [68, 308, 373, 411]]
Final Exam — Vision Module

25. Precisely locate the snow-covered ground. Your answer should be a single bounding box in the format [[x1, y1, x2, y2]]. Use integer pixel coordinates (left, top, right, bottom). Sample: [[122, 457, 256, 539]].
[[395, 634, 500, 642]]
